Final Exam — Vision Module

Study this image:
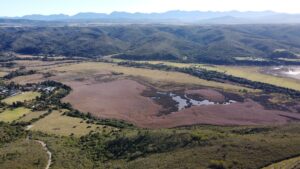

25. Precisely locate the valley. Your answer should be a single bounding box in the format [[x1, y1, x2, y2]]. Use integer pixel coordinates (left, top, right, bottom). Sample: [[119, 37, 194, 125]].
[[0, 24, 300, 169], [0, 54, 300, 168]]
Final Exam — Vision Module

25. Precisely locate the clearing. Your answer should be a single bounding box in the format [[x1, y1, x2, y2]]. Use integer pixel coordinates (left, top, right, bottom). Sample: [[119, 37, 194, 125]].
[[0, 107, 32, 122], [17, 111, 48, 122], [2, 91, 40, 105], [30, 110, 116, 136]]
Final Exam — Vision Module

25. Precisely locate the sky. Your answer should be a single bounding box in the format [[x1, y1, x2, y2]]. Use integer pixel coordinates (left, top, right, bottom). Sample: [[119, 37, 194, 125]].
[[1, 0, 300, 17]]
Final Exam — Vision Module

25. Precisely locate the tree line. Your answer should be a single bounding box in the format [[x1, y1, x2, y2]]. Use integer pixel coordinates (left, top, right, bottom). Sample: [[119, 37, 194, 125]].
[[117, 61, 300, 99]]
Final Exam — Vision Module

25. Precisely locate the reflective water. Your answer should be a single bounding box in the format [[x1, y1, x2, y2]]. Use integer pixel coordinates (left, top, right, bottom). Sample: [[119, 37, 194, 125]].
[[155, 92, 236, 111]]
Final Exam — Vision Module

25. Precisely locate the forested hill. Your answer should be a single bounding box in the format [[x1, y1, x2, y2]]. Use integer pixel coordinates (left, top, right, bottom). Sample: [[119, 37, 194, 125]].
[[1, 25, 300, 64]]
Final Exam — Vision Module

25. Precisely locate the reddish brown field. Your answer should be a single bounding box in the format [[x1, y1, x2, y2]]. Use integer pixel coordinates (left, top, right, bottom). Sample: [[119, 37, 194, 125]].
[[62, 79, 162, 124], [146, 99, 300, 128], [62, 77, 300, 128]]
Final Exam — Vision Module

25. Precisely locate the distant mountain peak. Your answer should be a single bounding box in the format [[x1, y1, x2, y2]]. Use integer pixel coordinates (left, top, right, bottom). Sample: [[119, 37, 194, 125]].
[[2, 11, 300, 24]]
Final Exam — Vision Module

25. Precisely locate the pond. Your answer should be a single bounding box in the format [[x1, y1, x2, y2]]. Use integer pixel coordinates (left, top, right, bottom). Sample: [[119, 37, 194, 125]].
[[154, 92, 236, 111]]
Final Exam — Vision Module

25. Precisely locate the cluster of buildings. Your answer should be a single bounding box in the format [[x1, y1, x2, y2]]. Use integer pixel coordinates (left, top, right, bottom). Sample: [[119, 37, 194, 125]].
[[0, 83, 56, 99], [37, 86, 56, 94], [0, 86, 20, 98]]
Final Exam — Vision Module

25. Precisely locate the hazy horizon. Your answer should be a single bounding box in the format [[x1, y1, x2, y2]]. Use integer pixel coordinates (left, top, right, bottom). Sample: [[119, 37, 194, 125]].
[[2, 10, 297, 17], [1, 0, 300, 17]]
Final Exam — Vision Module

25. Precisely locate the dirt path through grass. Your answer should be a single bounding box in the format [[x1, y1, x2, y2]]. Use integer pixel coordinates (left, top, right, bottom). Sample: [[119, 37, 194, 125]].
[[35, 140, 52, 169], [26, 125, 52, 169]]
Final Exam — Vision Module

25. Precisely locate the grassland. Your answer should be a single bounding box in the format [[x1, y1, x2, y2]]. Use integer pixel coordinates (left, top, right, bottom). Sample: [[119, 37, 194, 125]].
[[29, 124, 300, 169], [2, 91, 40, 105], [30, 110, 116, 136], [53, 62, 249, 91], [0, 107, 32, 122], [203, 66, 300, 91], [30, 134, 95, 169], [0, 139, 48, 169], [17, 111, 48, 123], [116, 125, 300, 169], [13, 60, 80, 71], [10, 74, 45, 85], [1, 59, 299, 169], [116, 60, 300, 91]]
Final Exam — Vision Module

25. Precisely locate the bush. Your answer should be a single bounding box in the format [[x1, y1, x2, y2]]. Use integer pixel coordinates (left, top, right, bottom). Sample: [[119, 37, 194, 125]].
[[208, 160, 229, 169]]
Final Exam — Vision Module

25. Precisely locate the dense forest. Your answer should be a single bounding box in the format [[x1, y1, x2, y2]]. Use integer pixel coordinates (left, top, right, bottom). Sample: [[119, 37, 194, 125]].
[[1, 25, 300, 64]]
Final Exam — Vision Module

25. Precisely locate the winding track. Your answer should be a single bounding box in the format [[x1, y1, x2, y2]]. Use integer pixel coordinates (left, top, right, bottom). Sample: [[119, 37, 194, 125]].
[[35, 140, 52, 169], [26, 125, 52, 169]]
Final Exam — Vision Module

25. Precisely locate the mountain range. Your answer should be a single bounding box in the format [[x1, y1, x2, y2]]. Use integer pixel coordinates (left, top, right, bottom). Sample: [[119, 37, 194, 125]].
[[1, 24, 300, 65], [2, 11, 300, 24]]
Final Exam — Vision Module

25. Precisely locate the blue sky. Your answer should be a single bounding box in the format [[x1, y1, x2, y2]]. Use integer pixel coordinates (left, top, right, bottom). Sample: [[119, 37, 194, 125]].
[[1, 0, 300, 17]]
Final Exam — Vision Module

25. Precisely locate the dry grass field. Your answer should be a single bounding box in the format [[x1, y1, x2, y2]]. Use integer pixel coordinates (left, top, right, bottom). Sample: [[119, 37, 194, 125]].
[[52, 62, 248, 91], [17, 111, 48, 122], [0, 140, 48, 169], [13, 60, 80, 72], [30, 110, 116, 136], [204, 66, 300, 91], [2, 92, 40, 105], [10, 74, 45, 85], [0, 107, 32, 122], [263, 156, 300, 169], [132, 60, 300, 91]]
